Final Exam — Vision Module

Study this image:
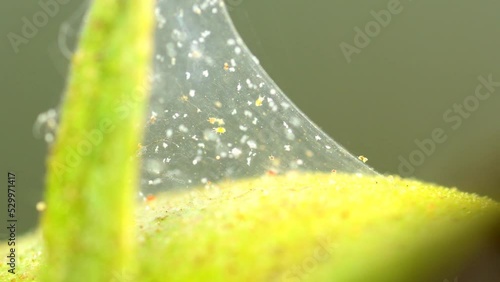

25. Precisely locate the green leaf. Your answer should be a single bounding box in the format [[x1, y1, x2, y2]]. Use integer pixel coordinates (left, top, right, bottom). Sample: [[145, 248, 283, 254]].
[[39, 0, 154, 281]]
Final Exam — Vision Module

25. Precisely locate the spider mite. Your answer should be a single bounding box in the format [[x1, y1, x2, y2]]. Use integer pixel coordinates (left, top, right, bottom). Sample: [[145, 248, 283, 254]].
[[266, 169, 278, 176], [213, 127, 226, 134], [358, 155, 368, 163]]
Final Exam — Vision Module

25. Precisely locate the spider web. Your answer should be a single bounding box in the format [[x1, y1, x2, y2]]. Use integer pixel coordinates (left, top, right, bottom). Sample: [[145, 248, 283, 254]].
[[140, 0, 377, 194]]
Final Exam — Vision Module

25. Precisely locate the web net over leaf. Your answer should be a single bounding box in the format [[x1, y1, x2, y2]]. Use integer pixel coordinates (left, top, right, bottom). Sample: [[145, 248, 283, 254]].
[[140, 0, 377, 194]]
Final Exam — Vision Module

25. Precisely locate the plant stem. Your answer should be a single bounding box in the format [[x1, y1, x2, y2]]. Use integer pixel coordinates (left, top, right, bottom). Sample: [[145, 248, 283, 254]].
[[41, 0, 154, 281]]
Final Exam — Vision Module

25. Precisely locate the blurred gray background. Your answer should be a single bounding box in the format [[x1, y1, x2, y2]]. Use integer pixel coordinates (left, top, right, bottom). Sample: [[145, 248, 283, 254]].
[[1, 0, 499, 236]]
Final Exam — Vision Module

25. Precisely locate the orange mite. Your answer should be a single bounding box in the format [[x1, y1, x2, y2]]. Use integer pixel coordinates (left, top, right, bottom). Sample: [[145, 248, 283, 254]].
[[223, 62, 229, 70], [146, 194, 156, 203], [266, 169, 278, 176], [208, 117, 224, 125]]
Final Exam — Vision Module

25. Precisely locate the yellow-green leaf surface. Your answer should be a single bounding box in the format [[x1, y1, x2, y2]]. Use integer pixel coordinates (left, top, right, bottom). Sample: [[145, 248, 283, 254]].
[[1, 173, 499, 281]]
